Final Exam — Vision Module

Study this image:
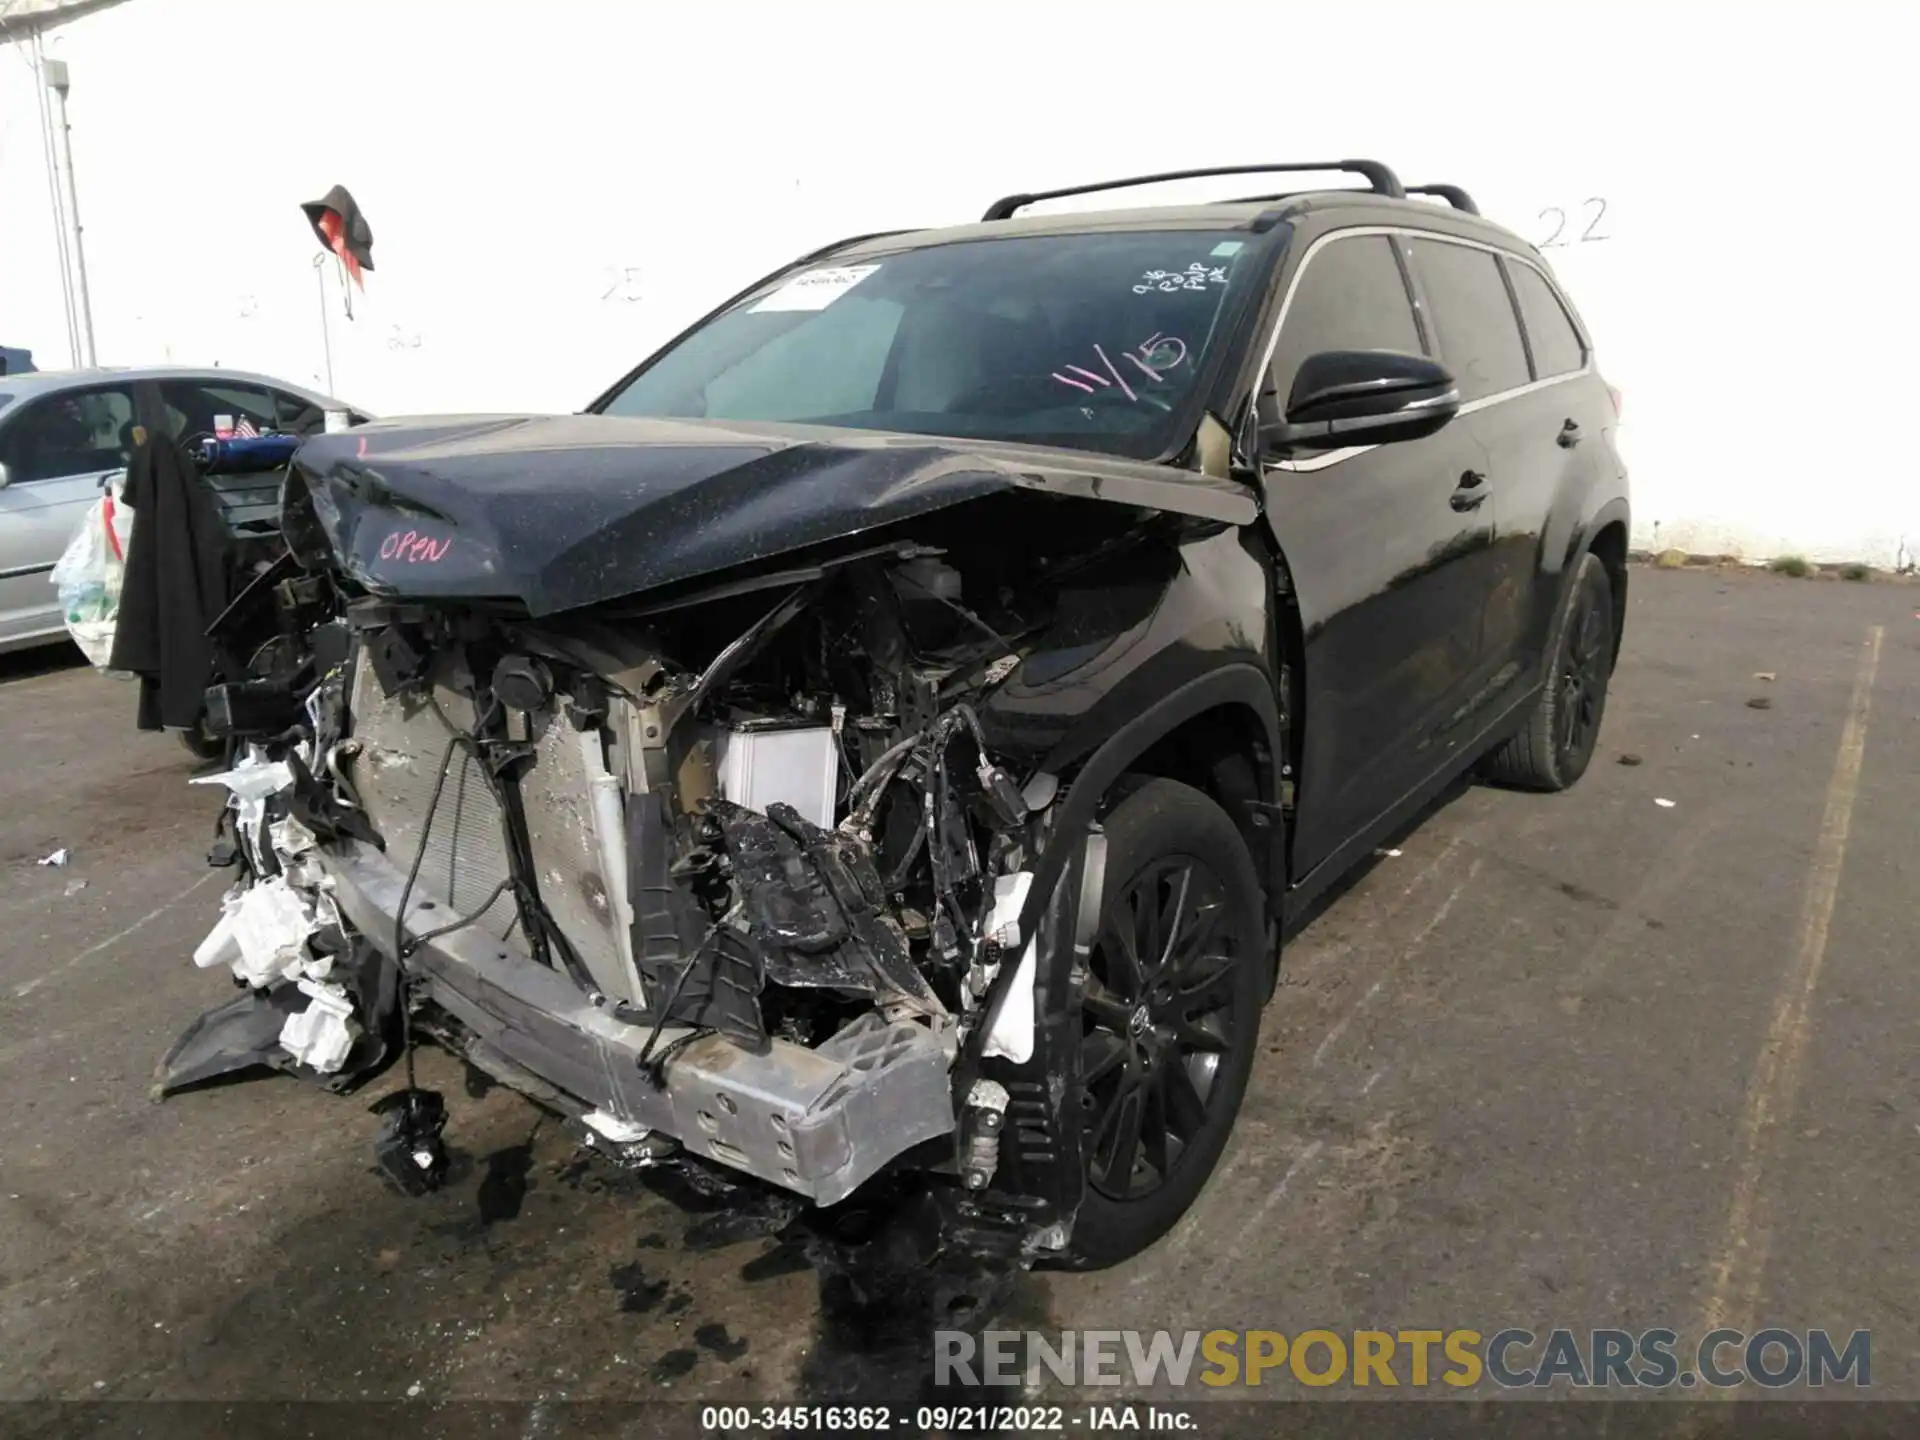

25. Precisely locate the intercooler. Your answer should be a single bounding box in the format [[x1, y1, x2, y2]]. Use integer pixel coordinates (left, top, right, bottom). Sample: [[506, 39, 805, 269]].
[[343, 649, 638, 1003]]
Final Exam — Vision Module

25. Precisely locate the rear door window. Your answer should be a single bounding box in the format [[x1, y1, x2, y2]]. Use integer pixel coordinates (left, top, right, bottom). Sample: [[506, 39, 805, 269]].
[[1508, 262, 1587, 378], [1408, 239, 1530, 402], [0, 386, 138, 482], [1269, 234, 1424, 404]]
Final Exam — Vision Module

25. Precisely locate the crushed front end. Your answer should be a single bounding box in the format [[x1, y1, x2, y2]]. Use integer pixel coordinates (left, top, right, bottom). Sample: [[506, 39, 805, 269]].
[[155, 428, 1205, 1260]]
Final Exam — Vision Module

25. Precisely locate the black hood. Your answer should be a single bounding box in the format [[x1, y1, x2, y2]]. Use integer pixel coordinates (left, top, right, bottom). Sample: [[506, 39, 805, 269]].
[[290, 413, 1257, 617]]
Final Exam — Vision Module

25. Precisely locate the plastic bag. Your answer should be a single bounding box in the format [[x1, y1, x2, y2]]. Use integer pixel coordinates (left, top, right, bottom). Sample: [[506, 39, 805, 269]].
[[49, 486, 132, 668]]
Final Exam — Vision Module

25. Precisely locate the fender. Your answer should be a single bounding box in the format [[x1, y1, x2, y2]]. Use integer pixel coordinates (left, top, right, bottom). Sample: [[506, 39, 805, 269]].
[[1016, 661, 1284, 997], [1555, 493, 1632, 640], [1566, 494, 1631, 573], [952, 664, 1286, 1203]]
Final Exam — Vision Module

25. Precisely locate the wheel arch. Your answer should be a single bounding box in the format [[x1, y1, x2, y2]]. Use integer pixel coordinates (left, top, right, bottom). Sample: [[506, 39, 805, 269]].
[[1040, 664, 1287, 925], [1583, 507, 1629, 663]]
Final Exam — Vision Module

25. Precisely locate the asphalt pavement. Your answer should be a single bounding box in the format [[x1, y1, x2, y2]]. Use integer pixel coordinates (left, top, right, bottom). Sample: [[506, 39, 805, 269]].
[[0, 565, 1915, 1429]]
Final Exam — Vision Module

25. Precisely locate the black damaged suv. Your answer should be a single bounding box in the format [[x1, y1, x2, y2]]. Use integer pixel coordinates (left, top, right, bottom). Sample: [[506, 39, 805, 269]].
[[171, 161, 1628, 1271]]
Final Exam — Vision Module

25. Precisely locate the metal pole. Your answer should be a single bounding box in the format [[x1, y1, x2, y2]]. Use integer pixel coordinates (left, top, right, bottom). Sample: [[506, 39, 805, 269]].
[[45, 59, 96, 367], [29, 36, 80, 365], [314, 255, 335, 394]]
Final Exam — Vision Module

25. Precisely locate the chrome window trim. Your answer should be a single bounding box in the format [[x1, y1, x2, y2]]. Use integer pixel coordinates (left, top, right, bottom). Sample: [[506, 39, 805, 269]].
[[1255, 224, 1593, 475]]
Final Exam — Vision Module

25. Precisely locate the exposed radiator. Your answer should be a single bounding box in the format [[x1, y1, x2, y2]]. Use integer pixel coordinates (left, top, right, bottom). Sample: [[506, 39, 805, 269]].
[[344, 649, 634, 1001]]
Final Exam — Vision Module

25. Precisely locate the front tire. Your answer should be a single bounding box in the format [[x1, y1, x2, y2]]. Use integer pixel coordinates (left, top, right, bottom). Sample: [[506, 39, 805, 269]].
[[178, 717, 225, 762], [1481, 551, 1616, 791], [1061, 778, 1268, 1268]]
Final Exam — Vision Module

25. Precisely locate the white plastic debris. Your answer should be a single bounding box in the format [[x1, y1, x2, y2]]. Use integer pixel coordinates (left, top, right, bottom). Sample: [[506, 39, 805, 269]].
[[981, 940, 1038, 1064], [278, 978, 357, 1073], [36, 848, 69, 867], [582, 1110, 651, 1143], [64, 878, 87, 896], [1375, 847, 1403, 858], [1654, 798, 1677, 809], [226, 876, 318, 987], [189, 749, 294, 803], [193, 893, 244, 970], [281, 985, 355, 1069], [191, 748, 295, 859], [268, 816, 317, 859]]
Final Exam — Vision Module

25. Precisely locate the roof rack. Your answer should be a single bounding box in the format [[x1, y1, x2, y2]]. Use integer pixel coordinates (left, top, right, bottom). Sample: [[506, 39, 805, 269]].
[[1406, 184, 1480, 215], [982, 160, 1405, 222]]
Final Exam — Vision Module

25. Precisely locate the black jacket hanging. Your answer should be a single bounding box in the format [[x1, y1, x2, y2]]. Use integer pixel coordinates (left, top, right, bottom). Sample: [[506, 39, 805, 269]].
[[301, 185, 375, 288], [108, 437, 231, 731]]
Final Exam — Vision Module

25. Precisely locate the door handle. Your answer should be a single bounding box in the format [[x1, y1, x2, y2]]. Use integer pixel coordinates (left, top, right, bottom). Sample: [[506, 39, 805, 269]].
[[1558, 419, 1583, 448], [1450, 470, 1487, 511]]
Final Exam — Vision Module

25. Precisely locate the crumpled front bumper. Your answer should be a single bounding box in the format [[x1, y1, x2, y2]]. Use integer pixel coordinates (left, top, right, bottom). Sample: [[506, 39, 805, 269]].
[[319, 839, 958, 1206]]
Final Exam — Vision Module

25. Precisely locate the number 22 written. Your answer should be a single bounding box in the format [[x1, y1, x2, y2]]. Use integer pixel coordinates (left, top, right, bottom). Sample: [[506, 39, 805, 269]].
[[1538, 197, 1610, 248]]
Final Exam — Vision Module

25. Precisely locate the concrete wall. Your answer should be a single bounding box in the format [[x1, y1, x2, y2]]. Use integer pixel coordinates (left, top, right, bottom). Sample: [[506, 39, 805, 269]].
[[4, 0, 1916, 565]]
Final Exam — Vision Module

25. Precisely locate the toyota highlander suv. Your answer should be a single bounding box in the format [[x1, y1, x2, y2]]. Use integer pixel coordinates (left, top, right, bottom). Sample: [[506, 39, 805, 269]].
[[160, 161, 1628, 1274]]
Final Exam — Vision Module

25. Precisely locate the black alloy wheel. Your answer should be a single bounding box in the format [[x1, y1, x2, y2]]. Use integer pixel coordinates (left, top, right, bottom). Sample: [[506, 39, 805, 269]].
[[1479, 551, 1615, 792], [1058, 777, 1268, 1268], [1555, 578, 1612, 772], [1081, 854, 1238, 1200]]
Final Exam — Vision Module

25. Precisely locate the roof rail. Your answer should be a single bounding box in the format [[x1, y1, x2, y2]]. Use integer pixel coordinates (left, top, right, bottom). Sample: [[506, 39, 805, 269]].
[[982, 161, 1405, 222], [1406, 184, 1480, 215]]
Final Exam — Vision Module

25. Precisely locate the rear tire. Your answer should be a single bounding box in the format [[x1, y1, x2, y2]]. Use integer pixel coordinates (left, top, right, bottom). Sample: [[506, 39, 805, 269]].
[[1481, 551, 1615, 791], [1060, 778, 1268, 1269]]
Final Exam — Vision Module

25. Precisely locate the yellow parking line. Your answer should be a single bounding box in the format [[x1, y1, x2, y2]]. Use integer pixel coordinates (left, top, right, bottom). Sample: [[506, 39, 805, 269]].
[[1698, 624, 1883, 1348]]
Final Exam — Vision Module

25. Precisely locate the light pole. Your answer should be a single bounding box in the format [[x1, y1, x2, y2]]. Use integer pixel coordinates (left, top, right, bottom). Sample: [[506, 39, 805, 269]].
[[43, 57, 96, 367]]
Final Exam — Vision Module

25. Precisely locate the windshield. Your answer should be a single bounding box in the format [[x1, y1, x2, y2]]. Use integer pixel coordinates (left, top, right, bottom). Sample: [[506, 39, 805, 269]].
[[598, 230, 1264, 459]]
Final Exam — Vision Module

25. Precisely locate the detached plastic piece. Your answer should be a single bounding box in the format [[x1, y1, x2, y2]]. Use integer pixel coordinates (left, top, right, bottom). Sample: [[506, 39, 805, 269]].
[[371, 1088, 449, 1196], [278, 979, 358, 1073], [220, 877, 318, 987], [193, 901, 243, 971], [153, 985, 307, 1096]]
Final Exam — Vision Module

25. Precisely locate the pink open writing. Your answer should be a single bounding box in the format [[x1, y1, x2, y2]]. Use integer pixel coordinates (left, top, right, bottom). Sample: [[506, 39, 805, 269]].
[[378, 529, 452, 564]]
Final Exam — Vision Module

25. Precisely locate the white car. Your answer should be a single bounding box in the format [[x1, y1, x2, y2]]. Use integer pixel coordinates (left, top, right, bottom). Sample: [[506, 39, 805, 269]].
[[0, 366, 363, 654]]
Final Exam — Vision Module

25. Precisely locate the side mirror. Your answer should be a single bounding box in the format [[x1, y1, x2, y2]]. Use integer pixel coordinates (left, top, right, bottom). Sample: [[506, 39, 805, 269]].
[[0, 461, 11, 489], [1261, 349, 1459, 456]]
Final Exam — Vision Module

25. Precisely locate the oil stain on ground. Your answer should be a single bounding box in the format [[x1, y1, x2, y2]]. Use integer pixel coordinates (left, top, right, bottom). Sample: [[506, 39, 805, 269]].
[[694, 1322, 750, 1361], [476, 1139, 535, 1225], [608, 1262, 670, 1314]]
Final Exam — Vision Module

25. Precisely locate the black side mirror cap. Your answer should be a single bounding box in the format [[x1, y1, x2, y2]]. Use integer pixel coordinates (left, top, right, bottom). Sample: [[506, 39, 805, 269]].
[[1262, 349, 1460, 456]]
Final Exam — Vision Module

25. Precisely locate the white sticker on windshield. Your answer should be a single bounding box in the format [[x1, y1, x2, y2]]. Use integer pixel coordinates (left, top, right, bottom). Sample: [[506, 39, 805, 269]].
[[1210, 240, 1245, 257], [750, 263, 881, 313], [1132, 263, 1229, 294]]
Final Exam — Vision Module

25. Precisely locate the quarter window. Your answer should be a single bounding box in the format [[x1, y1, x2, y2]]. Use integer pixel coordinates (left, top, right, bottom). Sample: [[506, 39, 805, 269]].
[[1269, 235, 1423, 405], [272, 390, 328, 436], [1508, 262, 1587, 378], [156, 380, 279, 441], [1409, 239, 1530, 402]]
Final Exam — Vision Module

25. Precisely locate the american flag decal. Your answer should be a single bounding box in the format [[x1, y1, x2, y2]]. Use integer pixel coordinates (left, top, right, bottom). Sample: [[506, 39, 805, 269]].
[[234, 416, 258, 438]]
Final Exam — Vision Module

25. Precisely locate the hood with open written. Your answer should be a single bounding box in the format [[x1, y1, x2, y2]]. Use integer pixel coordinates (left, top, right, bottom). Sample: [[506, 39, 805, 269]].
[[288, 413, 1256, 615]]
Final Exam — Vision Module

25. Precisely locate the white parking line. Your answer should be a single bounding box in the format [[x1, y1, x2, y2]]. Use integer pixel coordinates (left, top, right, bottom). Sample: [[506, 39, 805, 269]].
[[13, 870, 221, 998], [1311, 859, 1482, 1070], [1698, 624, 1883, 1351]]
